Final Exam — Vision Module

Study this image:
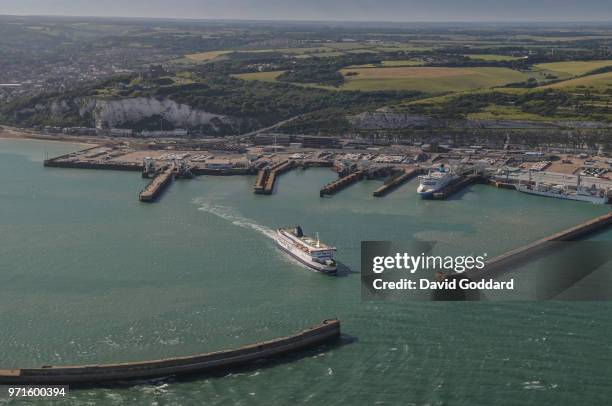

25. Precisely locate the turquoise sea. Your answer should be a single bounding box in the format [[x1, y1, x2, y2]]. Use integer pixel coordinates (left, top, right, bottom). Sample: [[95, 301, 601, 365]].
[[1, 138, 611, 405]]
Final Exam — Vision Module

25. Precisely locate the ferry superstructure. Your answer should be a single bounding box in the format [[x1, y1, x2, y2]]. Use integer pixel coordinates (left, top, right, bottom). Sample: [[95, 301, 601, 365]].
[[275, 226, 337, 274], [515, 173, 608, 204], [417, 165, 459, 198], [516, 182, 607, 204]]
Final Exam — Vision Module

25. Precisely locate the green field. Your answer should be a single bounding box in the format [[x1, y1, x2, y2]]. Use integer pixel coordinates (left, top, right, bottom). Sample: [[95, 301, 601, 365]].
[[245, 47, 332, 55], [465, 54, 522, 61], [466, 104, 556, 121], [185, 50, 233, 62], [232, 71, 286, 82], [234, 66, 531, 93], [323, 41, 374, 50], [346, 59, 425, 68], [544, 71, 612, 89], [337, 67, 529, 93], [183, 41, 436, 62], [534, 60, 612, 77], [512, 34, 612, 42], [308, 51, 346, 57]]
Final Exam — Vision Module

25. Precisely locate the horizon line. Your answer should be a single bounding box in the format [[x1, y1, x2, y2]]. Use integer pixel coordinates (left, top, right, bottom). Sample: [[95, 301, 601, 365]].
[[2, 13, 612, 25]]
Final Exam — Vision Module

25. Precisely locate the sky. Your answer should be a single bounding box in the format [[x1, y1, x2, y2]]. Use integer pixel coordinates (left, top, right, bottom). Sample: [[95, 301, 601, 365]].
[[1, 0, 611, 22]]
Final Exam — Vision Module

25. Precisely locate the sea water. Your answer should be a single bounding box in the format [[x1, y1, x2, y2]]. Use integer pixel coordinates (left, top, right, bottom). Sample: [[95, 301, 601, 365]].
[[1, 138, 611, 405]]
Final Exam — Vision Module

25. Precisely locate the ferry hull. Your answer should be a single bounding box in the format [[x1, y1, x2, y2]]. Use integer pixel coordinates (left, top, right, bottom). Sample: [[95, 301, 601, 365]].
[[416, 187, 434, 199], [275, 229, 337, 274], [276, 240, 337, 274], [516, 185, 608, 204], [417, 171, 459, 199]]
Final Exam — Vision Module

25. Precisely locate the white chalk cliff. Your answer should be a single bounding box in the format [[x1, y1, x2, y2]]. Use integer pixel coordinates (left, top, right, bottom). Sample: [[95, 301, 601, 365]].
[[84, 97, 233, 130]]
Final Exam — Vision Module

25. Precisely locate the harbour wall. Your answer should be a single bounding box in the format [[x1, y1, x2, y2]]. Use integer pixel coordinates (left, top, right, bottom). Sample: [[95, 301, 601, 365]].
[[0, 319, 340, 385], [462, 211, 612, 281], [254, 160, 296, 194], [373, 168, 424, 197], [320, 170, 365, 197], [431, 175, 485, 200], [44, 160, 142, 172]]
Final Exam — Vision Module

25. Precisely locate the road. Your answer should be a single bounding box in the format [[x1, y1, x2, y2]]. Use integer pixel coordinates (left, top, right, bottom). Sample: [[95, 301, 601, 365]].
[[236, 115, 304, 141]]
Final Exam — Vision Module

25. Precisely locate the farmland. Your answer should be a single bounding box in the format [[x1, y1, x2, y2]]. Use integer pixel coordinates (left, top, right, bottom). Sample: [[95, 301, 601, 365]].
[[346, 59, 425, 68], [3, 16, 612, 138], [233, 66, 530, 94], [185, 50, 233, 62], [533, 60, 612, 78], [337, 67, 529, 93], [544, 71, 612, 89], [465, 54, 523, 61]]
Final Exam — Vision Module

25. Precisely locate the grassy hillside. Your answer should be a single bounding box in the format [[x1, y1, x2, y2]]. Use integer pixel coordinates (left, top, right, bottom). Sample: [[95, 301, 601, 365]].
[[534, 60, 612, 77], [185, 51, 233, 62], [543, 71, 612, 89], [337, 67, 529, 93]]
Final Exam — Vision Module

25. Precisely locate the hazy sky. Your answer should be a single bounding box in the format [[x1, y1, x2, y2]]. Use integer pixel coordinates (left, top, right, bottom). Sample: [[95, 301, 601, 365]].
[[1, 0, 611, 22]]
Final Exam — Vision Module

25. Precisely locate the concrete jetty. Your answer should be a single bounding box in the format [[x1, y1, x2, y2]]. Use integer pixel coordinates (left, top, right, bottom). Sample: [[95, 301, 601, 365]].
[[373, 168, 424, 197], [431, 175, 483, 200], [44, 159, 142, 172], [254, 168, 270, 194], [320, 170, 365, 197], [0, 319, 340, 386], [192, 167, 252, 176], [139, 168, 174, 202], [254, 160, 296, 194], [490, 179, 518, 189]]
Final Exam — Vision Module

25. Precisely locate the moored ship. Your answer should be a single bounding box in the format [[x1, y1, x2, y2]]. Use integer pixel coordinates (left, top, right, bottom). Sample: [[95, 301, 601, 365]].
[[276, 226, 337, 273], [515, 182, 607, 204], [516, 173, 608, 205], [417, 165, 458, 198]]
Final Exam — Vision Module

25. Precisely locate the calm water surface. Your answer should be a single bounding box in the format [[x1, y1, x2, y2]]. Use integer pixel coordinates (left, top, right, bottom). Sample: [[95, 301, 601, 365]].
[[1, 139, 611, 405]]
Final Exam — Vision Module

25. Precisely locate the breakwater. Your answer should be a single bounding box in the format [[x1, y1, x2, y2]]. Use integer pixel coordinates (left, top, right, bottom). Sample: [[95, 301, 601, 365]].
[[462, 211, 612, 281], [373, 168, 424, 197], [0, 319, 341, 386], [44, 159, 142, 172]]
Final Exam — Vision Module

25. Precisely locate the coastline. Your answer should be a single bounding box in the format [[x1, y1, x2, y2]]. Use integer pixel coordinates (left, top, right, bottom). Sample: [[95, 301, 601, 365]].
[[0, 126, 99, 147]]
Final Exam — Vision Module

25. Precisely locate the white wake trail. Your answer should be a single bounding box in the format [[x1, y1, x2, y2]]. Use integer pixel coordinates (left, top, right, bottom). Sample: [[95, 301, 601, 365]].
[[194, 199, 276, 240], [193, 199, 313, 270]]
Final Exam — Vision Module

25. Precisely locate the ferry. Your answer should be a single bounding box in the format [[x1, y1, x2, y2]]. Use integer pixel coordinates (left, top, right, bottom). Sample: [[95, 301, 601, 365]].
[[515, 173, 608, 204], [417, 165, 459, 198], [276, 226, 337, 274], [515, 182, 607, 204]]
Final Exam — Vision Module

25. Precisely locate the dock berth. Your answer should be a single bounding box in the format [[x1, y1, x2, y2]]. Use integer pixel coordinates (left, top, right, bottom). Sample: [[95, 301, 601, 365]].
[[139, 167, 174, 202], [254, 160, 296, 194], [320, 170, 365, 197], [373, 168, 424, 197], [431, 175, 484, 200]]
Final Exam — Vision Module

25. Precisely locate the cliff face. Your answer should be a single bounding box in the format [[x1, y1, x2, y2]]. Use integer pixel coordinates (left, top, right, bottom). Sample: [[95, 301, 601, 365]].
[[8, 96, 236, 133], [87, 97, 233, 130]]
